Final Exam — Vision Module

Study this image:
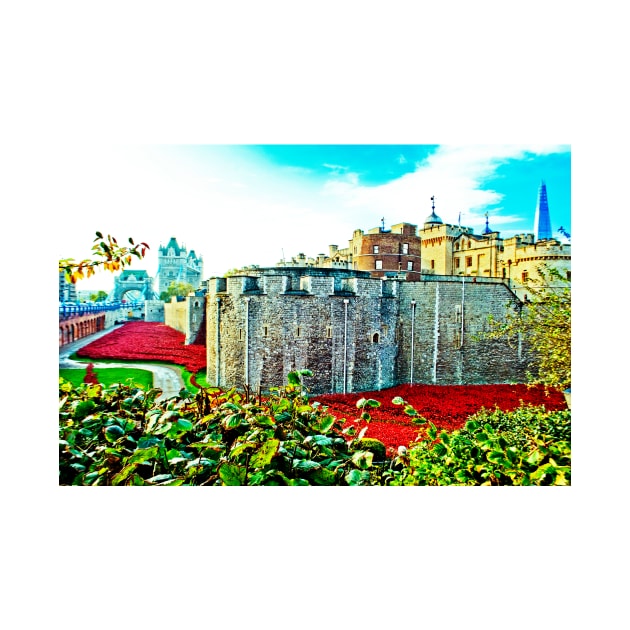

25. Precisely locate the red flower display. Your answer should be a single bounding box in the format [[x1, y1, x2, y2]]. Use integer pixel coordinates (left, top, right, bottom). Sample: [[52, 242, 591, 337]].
[[314, 383, 567, 454], [76, 322, 207, 373]]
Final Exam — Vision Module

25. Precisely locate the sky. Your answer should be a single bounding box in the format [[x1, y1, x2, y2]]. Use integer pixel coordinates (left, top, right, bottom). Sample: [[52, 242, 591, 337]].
[[57, 143, 571, 294]]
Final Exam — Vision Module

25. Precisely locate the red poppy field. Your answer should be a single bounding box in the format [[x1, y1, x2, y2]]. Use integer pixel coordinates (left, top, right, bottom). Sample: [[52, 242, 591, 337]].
[[313, 383, 568, 454], [76, 321, 206, 373]]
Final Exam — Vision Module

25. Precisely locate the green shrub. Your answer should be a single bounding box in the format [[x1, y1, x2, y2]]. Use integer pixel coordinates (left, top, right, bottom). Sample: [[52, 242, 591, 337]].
[[59, 370, 388, 486], [385, 405, 570, 486], [59, 372, 570, 486]]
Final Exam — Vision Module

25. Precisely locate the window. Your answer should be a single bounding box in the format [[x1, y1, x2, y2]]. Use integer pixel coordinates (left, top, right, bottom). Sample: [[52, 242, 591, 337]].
[[455, 258, 460, 268], [402, 243, 409, 254], [373, 245, 379, 254], [430, 260, 435, 269], [455, 243, 460, 251], [566, 270, 571, 281], [326, 326, 332, 339], [522, 271, 529, 283], [296, 327, 302, 338], [407, 261, 413, 271], [375, 260, 383, 270], [466, 256, 472, 267], [238, 328, 244, 340], [372, 333, 380, 343], [263, 325, 269, 337]]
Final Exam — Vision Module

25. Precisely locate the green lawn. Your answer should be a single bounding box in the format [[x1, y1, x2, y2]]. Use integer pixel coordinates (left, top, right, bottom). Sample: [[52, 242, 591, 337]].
[[67, 352, 209, 393], [59, 367, 154, 389]]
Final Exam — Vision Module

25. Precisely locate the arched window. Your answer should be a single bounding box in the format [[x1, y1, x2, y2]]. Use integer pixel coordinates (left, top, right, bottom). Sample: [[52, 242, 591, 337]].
[[372, 332, 379, 343]]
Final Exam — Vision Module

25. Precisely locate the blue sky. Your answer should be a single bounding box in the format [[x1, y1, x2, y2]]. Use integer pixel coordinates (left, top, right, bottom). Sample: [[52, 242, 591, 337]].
[[57, 144, 570, 293]]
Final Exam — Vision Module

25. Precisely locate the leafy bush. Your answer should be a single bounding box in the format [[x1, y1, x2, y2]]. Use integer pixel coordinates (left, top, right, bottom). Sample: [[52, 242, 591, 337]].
[[59, 371, 389, 486], [385, 403, 570, 486], [59, 374, 570, 486]]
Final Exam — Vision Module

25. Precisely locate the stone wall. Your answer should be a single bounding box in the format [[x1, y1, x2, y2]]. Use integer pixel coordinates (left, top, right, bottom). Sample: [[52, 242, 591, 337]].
[[164, 294, 206, 343], [394, 276, 531, 385], [144, 300, 165, 323], [206, 268, 533, 394]]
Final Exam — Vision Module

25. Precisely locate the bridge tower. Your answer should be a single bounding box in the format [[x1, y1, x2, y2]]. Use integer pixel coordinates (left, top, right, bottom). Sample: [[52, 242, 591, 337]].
[[157, 237, 203, 295]]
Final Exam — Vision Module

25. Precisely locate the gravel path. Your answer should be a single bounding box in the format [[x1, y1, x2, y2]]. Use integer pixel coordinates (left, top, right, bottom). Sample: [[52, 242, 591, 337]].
[[59, 326, 186, 400]]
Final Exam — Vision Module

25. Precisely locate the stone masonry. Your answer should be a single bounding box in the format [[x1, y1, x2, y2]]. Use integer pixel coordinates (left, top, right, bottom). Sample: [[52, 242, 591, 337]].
[[205, 268, 532, 395]]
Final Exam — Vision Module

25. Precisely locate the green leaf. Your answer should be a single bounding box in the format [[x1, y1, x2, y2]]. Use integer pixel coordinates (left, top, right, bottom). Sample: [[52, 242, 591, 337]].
[[288, 478, 310, 486], [487, 450, 507, 465], [229, 442, 256, 459], [253, 415, 275, 427], [219, 463, 246, 486], [104, 425, 124, 442], [309, 435, 333, 447], [126, 446, 159, 465], [317, 415, 336, 433], [137, 436, 161, 449], [287, 371, 302, 385], [356, 398, 380, 409], [433, 442, 447, 457], [293, 459, 321, 472], [454, 469, 471, 484], [250, 439, 280, 468], [310, 467, 339, 485], [427, 423, 438, 440], [112, 462, 139, 485], [223, 414, 243, 429], [465, 420, 480, 432], [345, 469, 371, 486], [351, 450, 374, 469]]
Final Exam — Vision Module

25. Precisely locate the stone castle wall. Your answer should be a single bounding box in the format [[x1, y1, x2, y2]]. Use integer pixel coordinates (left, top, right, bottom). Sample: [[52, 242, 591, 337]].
[[144, 300, 165, 323], [164, 294, 206, 343], [205, 268, 533, 395]]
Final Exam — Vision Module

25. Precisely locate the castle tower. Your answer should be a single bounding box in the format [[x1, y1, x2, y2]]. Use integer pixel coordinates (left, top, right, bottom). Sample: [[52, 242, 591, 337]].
[[533, 181, 552, 241], [157, 237, 204, 295]]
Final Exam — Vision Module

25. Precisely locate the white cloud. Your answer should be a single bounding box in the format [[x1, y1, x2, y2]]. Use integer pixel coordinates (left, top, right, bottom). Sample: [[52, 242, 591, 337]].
[[313, 144, 568, 232]]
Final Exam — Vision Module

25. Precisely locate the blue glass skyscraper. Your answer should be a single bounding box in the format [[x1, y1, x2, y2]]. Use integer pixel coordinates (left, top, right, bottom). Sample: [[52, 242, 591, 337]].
[[534, 180, 552, 240]]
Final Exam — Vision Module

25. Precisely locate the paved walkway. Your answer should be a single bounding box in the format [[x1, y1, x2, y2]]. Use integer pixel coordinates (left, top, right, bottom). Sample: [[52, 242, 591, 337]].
[[59, 326, 186, 400]]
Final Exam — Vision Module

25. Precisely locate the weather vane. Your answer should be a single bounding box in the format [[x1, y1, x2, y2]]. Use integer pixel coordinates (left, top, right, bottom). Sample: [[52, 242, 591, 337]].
[[431, 195, 435, 211]]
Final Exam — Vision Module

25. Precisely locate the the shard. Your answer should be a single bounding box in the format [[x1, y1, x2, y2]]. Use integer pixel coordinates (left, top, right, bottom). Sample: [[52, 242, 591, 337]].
[[534, 180, 552, 240]]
